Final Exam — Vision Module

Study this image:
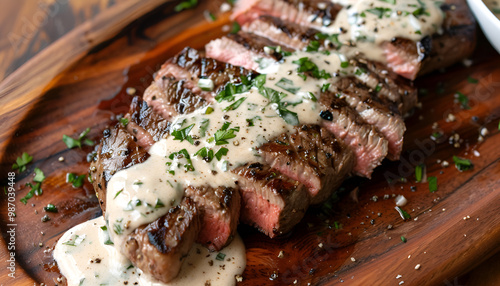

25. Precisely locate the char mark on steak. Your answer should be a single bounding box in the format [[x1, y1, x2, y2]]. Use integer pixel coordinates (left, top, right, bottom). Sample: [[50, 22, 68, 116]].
[[332, 77, 406, 160], [232, 0, 342, 29], [233, 162, 310, 237], [318, 93, 389, 178], [258, 125, 355, 204], [90, 125, 149, 214], [123, 197, 200, 283], [154, 47, 254, 102]]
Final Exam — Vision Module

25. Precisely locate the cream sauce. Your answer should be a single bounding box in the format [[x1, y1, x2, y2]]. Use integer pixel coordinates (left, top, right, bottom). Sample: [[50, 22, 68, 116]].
[[54, 217, 246, 286], [324, 0, 445, 62], [484, 0, 500, 19]]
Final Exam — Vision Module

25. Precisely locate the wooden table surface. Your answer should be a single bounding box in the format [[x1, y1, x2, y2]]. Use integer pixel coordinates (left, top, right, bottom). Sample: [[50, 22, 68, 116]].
[[0, 1, 499, 285]]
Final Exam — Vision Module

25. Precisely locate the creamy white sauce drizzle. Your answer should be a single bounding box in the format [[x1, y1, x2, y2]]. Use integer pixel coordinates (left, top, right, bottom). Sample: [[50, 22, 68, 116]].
[[323, 0, 445, 62], [484, 0, 500, 19], [54, 217, 246, 286]]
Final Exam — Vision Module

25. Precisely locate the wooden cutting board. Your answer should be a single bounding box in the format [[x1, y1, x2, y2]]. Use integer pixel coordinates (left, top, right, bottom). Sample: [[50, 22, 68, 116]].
[[1, 1, 499, 285]]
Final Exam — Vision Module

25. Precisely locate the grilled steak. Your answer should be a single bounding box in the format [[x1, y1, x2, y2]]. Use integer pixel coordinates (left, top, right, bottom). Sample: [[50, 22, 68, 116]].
[[123, 197, 200, 283], [86, 1, 476, 283]]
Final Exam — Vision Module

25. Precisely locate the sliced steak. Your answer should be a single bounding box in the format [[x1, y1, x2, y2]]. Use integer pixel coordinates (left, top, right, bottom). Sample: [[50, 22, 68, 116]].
[[154, 47, 253, 101], [232, 0, 342, 28], [318, 93, 388, 177], [234, 162, 310, 237], [242, 15, 320, 50], [332, 77, 406, 160], [123, 197, 200, 283], [384, 0, 476, 79], [90, 126, 149, 213], [184, 186, 240, 251], [143, 79, 206, 121], [258, 125, 355, 204]]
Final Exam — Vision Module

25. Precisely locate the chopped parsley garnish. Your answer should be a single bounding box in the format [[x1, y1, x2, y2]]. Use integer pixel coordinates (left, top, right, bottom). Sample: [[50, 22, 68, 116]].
[[221, 160, 229, 172], [379, 0, 396, 4], [66, 173, 86, 188], [467, 76, 479, 84], [305, 92, 318, 102], [114, 189, 123, 199], [120, 117, 129, 127], [12, 152, 33, 172], [113, 220, 123, 235], [375, 84, 382, 92], [292, 57, 331, 80], [100, 226, 114, 245], [412, 0, 430, 17], [215, 252, 226, 261], [133, 181, 143, 185], [246, 116, 262, 126], [63, 127, 94, 149], [62, 234, 86, 246], [401, 236, 407, 243], [354, 67, 366, 76], [258, 85, 300, 125], [428, 176, 438, 192], [44, 203, 58, 213], [366, 7, 392, 19], [395, 206, 411, 220], [195, 147, 228, 162], [154, 199, 165, 209], [223, 97, 247, 111], [230, 21, 241, 34], [265, 46, 292, 58], [314, 33, 342, 49], [33, 168, 45, 183], [199, 119, 210, 137], [171, 123, 195, 144], [169, 149, 195, 172], [321, 83, 331, 93], [210, 122, 239, 145], [174, 0, 198, 12], [305, 40, 321, 52], [275, 78, 300, 94], [415, 164, 424, 183], [215, 147, 229, 160], [455, 92, 470, 109], [20, 182, 42, 205], [452, 156, 473, 171], [215, 75, 254, 102]]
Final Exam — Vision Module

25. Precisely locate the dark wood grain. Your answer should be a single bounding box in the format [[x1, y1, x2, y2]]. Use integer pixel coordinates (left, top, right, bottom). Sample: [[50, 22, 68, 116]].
[[1, 2, 500, 285]]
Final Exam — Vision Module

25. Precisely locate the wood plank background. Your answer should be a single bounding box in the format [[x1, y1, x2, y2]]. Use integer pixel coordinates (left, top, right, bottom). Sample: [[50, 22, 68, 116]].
[[0, 0, 499, 285]]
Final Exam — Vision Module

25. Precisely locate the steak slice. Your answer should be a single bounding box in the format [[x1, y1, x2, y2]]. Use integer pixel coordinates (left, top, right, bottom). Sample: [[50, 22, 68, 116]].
[[232, 0, 342, 28], [184, 186, 240, 251], [143, 79, 206, 121], [242, 15, 319, 50], [234, 162, 310, 238], [123, 197, 200, 283], [89, 126, 149, 213], [318, 93, 388, 178], [384, 0, 476, 79], [258, 125, 355, 204], [154, 47, 253, 100], [353, 59, 418, 115], [333, 77, 406, 160]]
